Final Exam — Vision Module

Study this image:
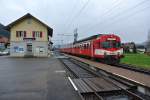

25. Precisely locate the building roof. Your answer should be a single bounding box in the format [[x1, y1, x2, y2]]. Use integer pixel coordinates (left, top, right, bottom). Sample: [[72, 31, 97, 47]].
[[6, 13, 53, 37]]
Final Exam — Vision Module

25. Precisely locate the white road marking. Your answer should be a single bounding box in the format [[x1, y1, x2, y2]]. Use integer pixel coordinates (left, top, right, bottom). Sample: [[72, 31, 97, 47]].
[[55, 70, 66, 73], [113, 72, 146, 86], [68, 77, 78, 91]]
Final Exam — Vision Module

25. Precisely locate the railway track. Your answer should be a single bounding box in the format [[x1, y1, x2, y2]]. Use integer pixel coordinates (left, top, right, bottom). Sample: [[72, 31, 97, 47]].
[[58, 54, 148, 100], [63, 54, 150, 88]]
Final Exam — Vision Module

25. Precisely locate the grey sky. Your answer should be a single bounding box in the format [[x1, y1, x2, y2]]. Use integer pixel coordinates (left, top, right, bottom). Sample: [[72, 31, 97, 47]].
[[0, 0, 150, 44]]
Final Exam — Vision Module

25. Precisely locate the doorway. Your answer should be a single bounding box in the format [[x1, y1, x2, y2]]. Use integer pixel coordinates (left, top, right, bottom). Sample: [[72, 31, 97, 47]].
[[25, 43, 33, 57], [27, 43, 32, 52]]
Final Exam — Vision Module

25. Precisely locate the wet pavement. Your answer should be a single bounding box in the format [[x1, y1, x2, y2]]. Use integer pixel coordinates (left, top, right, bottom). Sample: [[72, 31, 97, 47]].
[[0, 56, 80, 100]]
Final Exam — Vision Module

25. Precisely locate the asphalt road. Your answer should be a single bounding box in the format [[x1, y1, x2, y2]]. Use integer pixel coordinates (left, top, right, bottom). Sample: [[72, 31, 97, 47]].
[[0, 56, 80, 100]]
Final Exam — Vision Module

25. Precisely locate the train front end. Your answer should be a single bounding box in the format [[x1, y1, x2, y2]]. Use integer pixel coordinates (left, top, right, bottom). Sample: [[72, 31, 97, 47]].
[[94, 34, 124, 64]]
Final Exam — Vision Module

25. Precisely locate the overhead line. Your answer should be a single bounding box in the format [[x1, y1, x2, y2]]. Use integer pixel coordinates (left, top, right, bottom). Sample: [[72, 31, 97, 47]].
[[65, 0, 91, 32], [96, 0, 122, 21], [103, 4, 150, 30], [64, 0, 78, 32], [83, 0, 149, 33], [79, 0, 123, 33]]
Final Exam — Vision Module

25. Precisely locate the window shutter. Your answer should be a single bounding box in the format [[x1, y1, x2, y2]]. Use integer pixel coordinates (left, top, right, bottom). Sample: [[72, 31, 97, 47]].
[[24, 31, 26, 37], [32, 31, 35, 37], [40, 32, 42, 38]]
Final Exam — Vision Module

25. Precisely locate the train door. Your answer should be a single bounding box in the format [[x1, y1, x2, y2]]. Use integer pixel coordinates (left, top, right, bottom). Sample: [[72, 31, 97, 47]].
[[91, 40, 94, 58], [93, 40, 100, 57]]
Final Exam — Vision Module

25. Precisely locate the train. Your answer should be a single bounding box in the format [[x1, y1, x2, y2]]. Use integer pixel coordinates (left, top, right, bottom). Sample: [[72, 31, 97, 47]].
[[60, 34, 124, 64]]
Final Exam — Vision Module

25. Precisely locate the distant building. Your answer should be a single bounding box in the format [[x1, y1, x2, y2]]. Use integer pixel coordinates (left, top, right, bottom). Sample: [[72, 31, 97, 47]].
[[122, 42, 136, 53], [6, 13, 53, 57], [136, 44, 146, 53], [0, 23, 10, 50]]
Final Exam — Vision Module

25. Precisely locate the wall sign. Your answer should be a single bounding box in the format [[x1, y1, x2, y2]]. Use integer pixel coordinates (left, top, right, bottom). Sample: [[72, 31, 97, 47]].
[[14, 46, 24, 53]]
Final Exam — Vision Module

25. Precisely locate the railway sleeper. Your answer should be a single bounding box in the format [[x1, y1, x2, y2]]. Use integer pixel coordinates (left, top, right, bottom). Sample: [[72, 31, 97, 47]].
[[59, 57, 148, 100]]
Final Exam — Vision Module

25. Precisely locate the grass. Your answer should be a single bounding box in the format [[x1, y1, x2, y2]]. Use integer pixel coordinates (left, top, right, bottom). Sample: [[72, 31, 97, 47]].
[[121, 53, 150, 70]]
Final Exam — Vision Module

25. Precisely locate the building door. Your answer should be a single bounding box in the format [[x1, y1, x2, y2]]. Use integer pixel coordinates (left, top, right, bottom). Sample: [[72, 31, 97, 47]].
[[25, 43, 33, 57], [27, 43, 32, 52]]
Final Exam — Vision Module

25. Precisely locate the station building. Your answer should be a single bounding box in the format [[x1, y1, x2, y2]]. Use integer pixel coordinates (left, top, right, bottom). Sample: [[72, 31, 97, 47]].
[[7, 13, 53, 57]]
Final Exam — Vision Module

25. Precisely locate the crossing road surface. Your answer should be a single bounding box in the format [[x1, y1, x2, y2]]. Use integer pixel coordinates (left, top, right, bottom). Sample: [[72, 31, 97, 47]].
[[0, 56, 80, 100]]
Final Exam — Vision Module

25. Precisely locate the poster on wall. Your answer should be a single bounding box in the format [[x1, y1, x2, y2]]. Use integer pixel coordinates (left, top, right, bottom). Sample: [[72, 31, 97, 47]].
[[35, 46, 45, 53], [39, 47, 44, 53], [14, 46, 24, 53], [35, 47, 40, 53]]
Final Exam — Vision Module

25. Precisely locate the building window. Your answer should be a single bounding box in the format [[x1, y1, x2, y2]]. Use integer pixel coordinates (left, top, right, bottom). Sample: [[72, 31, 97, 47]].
[[33, 31, 42, 38], [16, 31, 26, 37]]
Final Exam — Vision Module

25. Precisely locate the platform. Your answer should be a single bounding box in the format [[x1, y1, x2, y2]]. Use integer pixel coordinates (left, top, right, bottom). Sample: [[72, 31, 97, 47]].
[[0, 56, 81, 100]]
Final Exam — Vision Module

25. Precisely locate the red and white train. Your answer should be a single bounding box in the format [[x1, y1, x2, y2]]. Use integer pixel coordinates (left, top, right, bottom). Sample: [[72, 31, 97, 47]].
[[60, 34, 124, 64]]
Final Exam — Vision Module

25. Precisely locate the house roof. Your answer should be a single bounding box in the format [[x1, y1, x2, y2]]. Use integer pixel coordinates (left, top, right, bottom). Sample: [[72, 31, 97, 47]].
[[6, 13, 53, 37]]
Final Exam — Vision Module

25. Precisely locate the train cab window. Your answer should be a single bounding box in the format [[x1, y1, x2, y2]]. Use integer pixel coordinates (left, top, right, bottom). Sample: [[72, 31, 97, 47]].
[[102, 41, 121, 48], [102, 42, 111, 49], [112, 41, 121, 48], [114, 42, 121, 48]]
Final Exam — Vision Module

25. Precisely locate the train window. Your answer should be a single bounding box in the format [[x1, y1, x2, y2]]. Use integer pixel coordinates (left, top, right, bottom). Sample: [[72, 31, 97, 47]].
[[87, 44, 90, 49], [84, 44, 86, 49], [102, 41, 121, 48], [112, 41, 121, 48], [82, 44, 84, 49], [86, 44, 89, 49], [80, 45, 82, 49], [102, 42, 111, 48]]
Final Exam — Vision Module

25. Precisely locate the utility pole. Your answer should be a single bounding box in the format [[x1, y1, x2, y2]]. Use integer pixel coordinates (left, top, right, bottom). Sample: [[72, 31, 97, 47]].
[[74, 28, 78, 43], [147, 30, 150, 52]]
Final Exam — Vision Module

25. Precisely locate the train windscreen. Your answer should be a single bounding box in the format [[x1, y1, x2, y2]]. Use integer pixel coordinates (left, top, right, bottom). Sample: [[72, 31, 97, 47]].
[[101, 41, 121, 49]]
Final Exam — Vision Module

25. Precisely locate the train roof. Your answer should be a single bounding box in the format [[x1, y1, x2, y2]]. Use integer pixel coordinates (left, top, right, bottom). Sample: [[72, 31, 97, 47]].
[[74, 34, 103, 43]]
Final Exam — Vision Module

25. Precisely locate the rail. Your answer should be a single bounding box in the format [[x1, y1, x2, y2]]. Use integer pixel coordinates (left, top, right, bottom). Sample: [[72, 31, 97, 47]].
[[58, 55, 147, 100]]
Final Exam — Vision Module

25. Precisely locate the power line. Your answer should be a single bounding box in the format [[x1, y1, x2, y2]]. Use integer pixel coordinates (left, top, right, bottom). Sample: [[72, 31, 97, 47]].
[[83, 0, 149, 33], [65, 0, 91, 32], [63, 0, 78, 32], [100, 4, 150, 31], [78, 0, 123, 33]]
